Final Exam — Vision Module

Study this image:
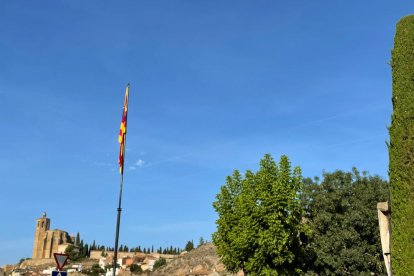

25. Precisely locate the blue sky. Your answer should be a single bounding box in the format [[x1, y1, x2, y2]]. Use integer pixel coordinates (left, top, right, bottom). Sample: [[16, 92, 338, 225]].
[[0, 0, 412, 265]]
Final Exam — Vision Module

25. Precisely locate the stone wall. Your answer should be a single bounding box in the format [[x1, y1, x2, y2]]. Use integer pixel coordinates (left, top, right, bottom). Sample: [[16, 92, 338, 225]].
[[90, 250, 136, 259], [20, 259, 55, 268]]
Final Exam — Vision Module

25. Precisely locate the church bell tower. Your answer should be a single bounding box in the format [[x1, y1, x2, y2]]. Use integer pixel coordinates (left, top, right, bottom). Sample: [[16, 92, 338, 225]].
[[32, 212, 50, 259]]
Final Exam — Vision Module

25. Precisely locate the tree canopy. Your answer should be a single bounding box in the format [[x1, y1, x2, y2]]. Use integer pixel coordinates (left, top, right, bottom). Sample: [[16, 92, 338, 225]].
[[213, 153, 389, 275], [65, 244, 81, 261], [302, 169, 388, 275], [213, 154, 305, 275]]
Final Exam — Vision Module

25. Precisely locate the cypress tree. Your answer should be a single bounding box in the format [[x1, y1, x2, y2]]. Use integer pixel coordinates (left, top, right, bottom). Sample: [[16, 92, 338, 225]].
[[79, 240, 84, 255], [390, 15, 414, 273], [75, 232, 80, 245], [84, 244, 89, 258]]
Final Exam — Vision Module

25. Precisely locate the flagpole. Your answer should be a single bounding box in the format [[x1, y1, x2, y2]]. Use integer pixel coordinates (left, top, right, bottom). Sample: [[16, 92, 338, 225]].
[[113, 84, 129, 276], [113, 170, 124, 276]]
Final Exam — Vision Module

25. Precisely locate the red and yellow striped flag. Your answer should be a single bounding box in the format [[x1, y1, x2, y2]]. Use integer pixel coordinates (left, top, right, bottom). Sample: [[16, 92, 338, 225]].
[[118, 84, 129, 174]]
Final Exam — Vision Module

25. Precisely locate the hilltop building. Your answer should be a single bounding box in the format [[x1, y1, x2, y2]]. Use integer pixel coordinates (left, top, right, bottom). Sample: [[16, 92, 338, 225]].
[[32, 212, 74, 259]]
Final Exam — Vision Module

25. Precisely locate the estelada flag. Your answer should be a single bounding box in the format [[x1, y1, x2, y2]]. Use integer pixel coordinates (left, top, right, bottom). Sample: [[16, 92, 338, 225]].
[[118, 84, 129, 174]]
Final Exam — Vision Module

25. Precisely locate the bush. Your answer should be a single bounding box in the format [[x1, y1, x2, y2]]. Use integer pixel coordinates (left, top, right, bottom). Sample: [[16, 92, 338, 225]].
[[85, 264, 105, 276], [153, 258, 167, 270], [129, 264, 142, 274]]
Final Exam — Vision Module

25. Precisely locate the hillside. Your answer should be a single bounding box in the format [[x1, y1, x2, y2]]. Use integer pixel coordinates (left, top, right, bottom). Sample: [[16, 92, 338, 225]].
[[151, 243, 242, 276], [5, 244, 242, 276]]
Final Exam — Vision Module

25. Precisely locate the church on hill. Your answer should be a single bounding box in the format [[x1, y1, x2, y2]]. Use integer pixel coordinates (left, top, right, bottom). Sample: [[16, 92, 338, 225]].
[[32, 212, 74, 259]]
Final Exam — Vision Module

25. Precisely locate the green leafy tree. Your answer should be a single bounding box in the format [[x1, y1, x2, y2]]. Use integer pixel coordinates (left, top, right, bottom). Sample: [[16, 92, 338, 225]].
[[389, 15, 414, 274], [65, 244, 81, 261], [129, 264, 142, 274], [184, 240, 194, 252], [213, 154, 304, 275], [153, 258, 167, 270], [302, 169, 388, 275]]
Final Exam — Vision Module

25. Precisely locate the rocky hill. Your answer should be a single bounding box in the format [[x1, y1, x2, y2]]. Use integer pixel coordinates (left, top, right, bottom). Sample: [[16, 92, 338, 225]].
[[151, 243, 242, 276], [3, 243, 243, 276]]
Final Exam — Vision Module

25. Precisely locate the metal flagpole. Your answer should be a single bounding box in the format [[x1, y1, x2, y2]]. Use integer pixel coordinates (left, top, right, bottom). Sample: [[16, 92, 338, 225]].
[[113, 170, 124, 276], [113, 84, 129, 276]]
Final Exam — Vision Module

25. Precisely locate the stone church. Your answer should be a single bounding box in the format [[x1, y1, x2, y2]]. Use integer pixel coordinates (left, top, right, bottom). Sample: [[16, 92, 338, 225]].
[[32, 212, 74, 259]]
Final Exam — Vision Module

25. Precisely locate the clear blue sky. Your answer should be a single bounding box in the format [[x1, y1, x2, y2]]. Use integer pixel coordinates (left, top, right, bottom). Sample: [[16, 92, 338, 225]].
[[0, 0, 412, 265]]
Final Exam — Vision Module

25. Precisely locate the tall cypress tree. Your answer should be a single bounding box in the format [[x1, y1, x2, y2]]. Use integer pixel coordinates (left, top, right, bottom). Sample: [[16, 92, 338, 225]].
[[79, 240, 84, 256], [83, 244, 89, 258], [389, 15, 414, 273], [75, 232, 80, 245]]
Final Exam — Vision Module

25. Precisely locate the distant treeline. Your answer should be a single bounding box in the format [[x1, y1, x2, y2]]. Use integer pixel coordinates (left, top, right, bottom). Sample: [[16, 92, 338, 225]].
[[71, 234, 201, 259]]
